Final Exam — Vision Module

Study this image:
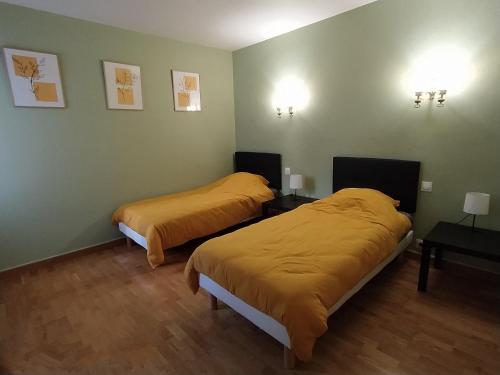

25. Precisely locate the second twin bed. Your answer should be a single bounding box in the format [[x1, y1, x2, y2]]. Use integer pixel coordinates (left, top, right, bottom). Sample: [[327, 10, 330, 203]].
[[185, 156, 420, 367]]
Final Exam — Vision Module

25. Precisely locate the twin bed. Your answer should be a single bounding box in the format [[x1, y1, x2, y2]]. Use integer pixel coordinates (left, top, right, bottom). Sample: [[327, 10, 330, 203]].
[[112, 152, 282, 267], [112, 153, 421, 368], [185, 156, 420, 368]]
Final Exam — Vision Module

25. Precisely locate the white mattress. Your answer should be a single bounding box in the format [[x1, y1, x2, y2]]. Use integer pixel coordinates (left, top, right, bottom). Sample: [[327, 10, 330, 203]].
[[199, 230, 414, 349]]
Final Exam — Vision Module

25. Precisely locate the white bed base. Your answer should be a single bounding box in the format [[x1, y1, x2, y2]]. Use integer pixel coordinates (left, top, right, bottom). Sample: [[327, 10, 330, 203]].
[[199, 230, 413, 365], [119, 222, 148, 249], [118, 216, 260, 251]]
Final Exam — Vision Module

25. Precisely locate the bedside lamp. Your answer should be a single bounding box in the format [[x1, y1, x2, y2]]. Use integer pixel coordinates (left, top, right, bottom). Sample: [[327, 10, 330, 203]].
[[463, 192, 490, 230], [290, 174, 303, 200]]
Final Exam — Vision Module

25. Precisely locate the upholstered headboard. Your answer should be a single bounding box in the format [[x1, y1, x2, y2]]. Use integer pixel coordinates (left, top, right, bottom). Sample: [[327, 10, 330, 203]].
[[234, 152, 282, 191], [332, 156, 421, 213]]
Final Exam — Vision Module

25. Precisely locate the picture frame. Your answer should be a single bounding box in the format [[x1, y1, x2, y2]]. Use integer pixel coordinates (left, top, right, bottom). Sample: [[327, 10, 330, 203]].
[[2, 47, 66, 108], [102, 61, 143, 110], [171, 70, 201, 112]]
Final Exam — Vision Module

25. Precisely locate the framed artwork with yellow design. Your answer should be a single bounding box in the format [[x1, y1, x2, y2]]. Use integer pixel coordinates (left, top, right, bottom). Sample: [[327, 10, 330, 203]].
[[3, 47, 66, 108], [171, 70, 201, 112], [102, 61, 143, 110]]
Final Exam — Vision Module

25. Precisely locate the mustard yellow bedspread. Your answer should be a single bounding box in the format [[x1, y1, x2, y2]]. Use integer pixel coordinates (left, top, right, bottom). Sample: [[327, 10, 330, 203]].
[[185, 188, 411, 361], [112, 173, 274, 268]]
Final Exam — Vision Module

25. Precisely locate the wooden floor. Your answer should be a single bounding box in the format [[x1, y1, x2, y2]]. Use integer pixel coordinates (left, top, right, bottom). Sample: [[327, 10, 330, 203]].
[[1, 243, 499, 375]]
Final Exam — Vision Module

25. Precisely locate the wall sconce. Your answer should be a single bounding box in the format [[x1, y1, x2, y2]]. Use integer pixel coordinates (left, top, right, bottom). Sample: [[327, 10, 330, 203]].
[[437, 90, 447, 107], [413, 89, 447, 108], [414, 92, 423, 108], [276, 106, 294, 118], [272, 76, 309, 118], [405, 45, 473, 110]]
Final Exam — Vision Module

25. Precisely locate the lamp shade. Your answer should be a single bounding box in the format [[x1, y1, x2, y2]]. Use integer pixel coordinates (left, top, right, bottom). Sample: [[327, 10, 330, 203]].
[[289, 174, 304, 190], [463, 192, 490, 215]]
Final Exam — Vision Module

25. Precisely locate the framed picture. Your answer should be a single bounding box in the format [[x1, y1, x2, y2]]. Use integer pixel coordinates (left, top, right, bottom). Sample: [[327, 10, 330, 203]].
[[2, 47, 65, 108], [171, 70, 201, 111], [102, 61, 143, 110]]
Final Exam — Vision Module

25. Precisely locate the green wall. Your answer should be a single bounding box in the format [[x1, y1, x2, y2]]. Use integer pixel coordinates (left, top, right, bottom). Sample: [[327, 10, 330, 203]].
[[0, 3, 235, 270], [233, 0, 500, 270], [233, 0, 499, 232], [2, 0, 499, 272]]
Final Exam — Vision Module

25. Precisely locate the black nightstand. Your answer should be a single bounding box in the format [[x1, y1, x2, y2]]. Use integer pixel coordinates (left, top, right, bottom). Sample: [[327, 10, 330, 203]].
[[418, 221, 500, 292], [262, 194, 317, 217]]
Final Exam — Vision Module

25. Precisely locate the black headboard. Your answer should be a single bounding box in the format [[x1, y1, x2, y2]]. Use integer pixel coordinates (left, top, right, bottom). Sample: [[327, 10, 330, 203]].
[[332, 157, 420, 213], [234, 152, 282, 191]]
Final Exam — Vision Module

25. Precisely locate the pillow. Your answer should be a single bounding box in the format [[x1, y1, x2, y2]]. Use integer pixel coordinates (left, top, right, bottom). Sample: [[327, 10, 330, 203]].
[[330, 188, 400, 208], [210, 172, 271, 194]]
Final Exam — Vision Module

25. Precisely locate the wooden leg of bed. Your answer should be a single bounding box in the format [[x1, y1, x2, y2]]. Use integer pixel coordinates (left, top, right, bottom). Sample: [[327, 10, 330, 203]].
[[126, 237, 132, 250], [284, 346, 296, 369], [209, 294, 218, 310]]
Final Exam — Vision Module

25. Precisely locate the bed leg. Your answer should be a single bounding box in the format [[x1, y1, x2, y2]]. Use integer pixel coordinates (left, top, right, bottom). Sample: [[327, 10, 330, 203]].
[[284, 346, 296, 369], [209, 294, 218, 310], [126, 237, 132, 250]]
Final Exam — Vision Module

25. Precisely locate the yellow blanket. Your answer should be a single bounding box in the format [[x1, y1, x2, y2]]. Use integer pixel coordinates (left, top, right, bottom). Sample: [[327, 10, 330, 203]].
[[112, 173, 274, 268], [185, 188, 411, 361]]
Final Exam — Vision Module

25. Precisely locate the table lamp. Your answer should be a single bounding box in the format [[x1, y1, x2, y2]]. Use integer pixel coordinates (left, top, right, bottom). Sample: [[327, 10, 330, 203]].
[[463, 192, 490, 230], [289, 174, 303, 200]]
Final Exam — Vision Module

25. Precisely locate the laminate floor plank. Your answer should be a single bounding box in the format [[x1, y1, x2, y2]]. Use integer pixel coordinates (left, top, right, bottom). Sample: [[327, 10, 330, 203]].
[[1, 244, 499, 374]]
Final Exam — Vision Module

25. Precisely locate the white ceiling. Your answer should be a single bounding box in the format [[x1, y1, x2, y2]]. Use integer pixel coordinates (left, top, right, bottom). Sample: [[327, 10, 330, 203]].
[[2, 0, 377, 51]]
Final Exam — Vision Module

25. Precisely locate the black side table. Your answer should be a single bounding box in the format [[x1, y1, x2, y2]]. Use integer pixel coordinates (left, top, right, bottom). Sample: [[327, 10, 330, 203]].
[[262, 194, 317, 217], [418, 221, 500, 292]]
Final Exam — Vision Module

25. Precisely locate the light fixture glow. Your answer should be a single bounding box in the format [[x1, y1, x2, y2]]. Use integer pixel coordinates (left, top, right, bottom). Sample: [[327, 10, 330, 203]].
[[272, 76, 310, 117], [403, 45, 474, 108]]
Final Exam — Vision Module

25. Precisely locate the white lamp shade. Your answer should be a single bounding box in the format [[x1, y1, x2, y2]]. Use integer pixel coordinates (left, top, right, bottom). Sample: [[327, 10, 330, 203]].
[[289, 174, 304, 190], [463, 192, 490, 215]]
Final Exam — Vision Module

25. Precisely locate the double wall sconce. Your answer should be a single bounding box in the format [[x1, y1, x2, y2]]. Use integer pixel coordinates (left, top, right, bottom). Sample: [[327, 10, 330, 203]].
[[272, 76, 309, 118], [276, 106, 294, 118], [414, 89, 447, 108]]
